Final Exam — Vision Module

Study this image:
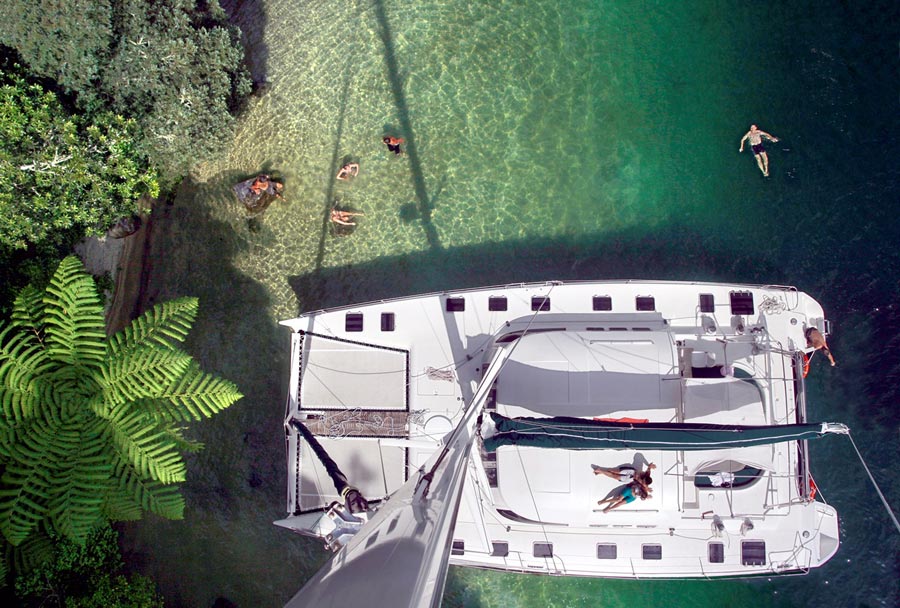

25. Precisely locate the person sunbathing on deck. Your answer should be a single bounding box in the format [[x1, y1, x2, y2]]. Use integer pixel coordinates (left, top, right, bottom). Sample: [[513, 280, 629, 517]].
[[597, 482, 648, 513], [594, 462, 655, 497]]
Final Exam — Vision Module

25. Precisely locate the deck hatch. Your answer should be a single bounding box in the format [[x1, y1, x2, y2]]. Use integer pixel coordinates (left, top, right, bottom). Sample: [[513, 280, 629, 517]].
[[730, 291, 754, 315], [636, 296, 655, 311], [708, 542, 725, 563], [699, 293, 715, 313], [491, 541, 509, 557], [446, 297, 465, 312], [531, 296, 550, 311], [596, 543, 617, 559], [533, 542, 553, 558], [593, 295, 612, 311], [345, 313, 363, 332], [380, 312, 395, 331], [489, 296, 508, 311], [642, 544, 662, 560], [451, 540, 465, 555], [741, 540, 766, 565]]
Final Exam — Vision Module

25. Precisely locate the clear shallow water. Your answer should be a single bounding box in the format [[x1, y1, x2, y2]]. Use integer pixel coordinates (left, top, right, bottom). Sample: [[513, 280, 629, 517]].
[[121, 1, 899, 606]]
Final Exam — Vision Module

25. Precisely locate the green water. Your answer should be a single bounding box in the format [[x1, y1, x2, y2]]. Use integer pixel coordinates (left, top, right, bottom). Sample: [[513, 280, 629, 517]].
[[121, 1, 899, 606]]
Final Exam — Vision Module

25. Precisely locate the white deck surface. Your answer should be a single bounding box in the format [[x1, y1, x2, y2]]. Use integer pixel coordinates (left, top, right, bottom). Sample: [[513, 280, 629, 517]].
[[299, 334, 407, 410]]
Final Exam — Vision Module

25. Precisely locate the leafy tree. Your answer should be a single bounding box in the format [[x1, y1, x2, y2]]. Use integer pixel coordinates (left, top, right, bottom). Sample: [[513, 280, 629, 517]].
[[102, 0, 252, 183], [0, 256, 243, 547], [0, 1, 112, 103], [14, 523, 164, 608], [0, 0, 252, 185], [0, 64, 159, 249]]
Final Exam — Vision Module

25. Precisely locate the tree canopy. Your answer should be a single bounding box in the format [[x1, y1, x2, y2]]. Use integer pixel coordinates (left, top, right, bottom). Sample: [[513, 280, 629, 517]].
[[0, 65, 159, 249], [14, 523, 164, 608], [0, 257, 243, 547], [0, 0, 251, 185]]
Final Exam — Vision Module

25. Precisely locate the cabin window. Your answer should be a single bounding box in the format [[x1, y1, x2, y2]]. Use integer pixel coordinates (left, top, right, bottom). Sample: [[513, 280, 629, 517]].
[[593, 295, 612, 311], [451, 540, 465, 556], [708, 542, 725, 563], [596, 544, 617, 559], [741, 540, 766, 565], [491, 541, 509, 557], [642, 544, 662, 560], [489, 296, 508, 311], [730, 291, 754, 315], [345, 313, 363, 332], [531, 296, 550, 311], [380, 312, 395, 331], [699, 293, 715, 312], [636, 296, 655, 311], [533, 542, 553, 558], [446, 297, 465, 312]]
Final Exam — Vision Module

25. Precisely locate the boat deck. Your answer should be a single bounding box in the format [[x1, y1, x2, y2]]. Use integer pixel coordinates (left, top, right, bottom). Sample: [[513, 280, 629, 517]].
[[280, 280, 840, 578]]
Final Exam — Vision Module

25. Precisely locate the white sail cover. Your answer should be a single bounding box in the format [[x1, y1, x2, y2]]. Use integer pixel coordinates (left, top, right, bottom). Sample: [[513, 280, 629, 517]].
[[285, 345, 511, 608]]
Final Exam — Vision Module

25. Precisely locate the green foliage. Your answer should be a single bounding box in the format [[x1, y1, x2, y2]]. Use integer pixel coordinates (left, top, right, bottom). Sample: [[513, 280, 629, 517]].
[[0, 0, 252, 186], [13, 524, 164, 608], [0, 257, 242, 547], [0, 1, 112, 100], [0, 64, 159, 249], [104, 0, 252, 183]]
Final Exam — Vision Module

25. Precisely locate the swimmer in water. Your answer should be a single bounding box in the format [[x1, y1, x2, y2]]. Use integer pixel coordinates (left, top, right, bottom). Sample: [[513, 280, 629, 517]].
[[336, 162, 359, 181], [739, 124, 779, 176], [383, 136, 404, 155], [330, 207, 365, 226]]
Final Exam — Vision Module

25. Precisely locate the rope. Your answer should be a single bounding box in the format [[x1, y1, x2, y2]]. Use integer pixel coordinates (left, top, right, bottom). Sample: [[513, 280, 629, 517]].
[[848, 433, 900, 534]]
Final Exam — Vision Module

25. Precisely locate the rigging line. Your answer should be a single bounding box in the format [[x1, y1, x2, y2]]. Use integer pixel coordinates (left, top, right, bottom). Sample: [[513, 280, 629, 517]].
[[421, 285, 559, 481], [848, 433, 900, 534]]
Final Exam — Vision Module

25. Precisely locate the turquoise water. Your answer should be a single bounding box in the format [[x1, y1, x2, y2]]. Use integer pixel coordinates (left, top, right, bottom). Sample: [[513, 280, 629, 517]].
[[120, 1, 898, 606]]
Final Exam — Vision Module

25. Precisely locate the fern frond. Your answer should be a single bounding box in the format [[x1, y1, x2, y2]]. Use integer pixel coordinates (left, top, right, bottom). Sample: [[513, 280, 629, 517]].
[[0, 416, 87, 545], [8, 529, 56, 576], [93, 346, 192, 411], [104, 404, 186, 484], [0, 324, 52, 421], [102, 489, 144, 521], [41, 257, 106, 369], [107, 297, 199, 357], [45, 439, 111, 544], [11, 284, 45, 335], [110, 459, 185, 520], [0, 458, 52, 546], [161, 361, 243, 421]]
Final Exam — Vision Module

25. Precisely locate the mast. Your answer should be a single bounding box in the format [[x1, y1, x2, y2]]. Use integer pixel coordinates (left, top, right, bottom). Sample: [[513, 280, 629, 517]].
[[285, 344, 511, 608]]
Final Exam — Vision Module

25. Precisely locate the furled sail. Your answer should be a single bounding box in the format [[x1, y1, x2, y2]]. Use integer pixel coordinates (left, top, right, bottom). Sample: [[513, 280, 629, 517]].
[[483, 413, 849, 452], [285, 345, 511, 608]]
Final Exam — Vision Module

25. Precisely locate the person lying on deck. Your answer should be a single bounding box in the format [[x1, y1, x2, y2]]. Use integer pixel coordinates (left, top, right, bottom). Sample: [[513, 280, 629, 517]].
[[597, 481, 649, 513], [594, 463, 655, 499]]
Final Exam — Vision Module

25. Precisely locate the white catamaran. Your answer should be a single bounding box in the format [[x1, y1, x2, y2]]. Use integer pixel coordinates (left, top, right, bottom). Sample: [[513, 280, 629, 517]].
[[276, 281, 846, 607]]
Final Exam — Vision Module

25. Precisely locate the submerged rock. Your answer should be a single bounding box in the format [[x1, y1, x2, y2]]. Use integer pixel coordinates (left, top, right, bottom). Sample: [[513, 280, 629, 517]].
[[107, 215, 142, 239], [233, 174, 285, 217]]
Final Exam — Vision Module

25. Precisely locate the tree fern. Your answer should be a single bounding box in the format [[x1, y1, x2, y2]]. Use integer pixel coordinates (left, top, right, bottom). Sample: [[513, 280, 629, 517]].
[[0, 256, 242, 546]]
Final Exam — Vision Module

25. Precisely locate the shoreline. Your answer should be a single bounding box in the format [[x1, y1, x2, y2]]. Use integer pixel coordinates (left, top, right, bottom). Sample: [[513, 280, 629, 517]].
[[75, 205, 158, 335]]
